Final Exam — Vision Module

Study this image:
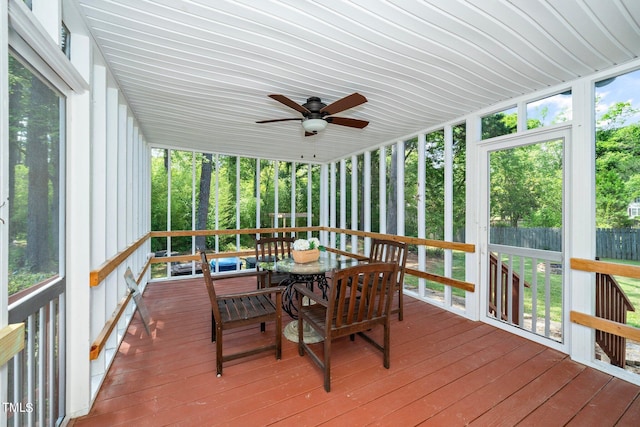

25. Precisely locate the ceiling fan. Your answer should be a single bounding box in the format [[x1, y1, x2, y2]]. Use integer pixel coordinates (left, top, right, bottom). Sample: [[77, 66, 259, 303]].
[[256, 93, 369, 136]]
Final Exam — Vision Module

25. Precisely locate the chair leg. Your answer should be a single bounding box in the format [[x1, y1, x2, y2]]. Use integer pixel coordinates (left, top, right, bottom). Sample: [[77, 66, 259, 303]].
[[211, 311, 216, 342], [298, 316, 305, 356], [216, 325, 223, 377], [383, 322, 390, 369], [324, 337, 331, 392], [275, 307, 282, 361], [398, 284, 404, 321]]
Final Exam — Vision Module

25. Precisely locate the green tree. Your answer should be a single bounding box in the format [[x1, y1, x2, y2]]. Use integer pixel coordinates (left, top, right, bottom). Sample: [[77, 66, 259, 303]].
[[595, 102, 640, 228]]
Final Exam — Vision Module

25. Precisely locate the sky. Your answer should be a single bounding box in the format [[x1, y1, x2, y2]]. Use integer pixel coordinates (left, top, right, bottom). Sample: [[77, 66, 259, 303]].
[[526, 68, 640, 128]]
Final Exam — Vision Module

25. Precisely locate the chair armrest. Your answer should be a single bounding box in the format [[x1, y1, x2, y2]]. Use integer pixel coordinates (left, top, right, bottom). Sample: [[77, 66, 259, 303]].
[[218, 285, 285, 300], [292, 283, 328, 307]]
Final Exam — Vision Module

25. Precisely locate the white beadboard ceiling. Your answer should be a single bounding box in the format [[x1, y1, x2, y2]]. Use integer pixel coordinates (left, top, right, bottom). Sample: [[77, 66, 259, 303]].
[[75, 0, 640, 163]]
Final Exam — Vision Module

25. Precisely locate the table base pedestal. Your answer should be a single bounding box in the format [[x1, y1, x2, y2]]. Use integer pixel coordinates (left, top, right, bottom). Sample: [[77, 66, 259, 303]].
[[283, 320, 323, 343]]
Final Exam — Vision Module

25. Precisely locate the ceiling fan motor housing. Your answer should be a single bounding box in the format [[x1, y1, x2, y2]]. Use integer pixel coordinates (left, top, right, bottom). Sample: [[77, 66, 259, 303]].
[[302, 97, 328, 119]]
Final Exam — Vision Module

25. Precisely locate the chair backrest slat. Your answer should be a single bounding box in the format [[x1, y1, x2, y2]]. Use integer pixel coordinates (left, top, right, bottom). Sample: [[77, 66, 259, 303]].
[[255, 236, 294, 262], [369, 238, 407, 285], [327, 262, 397, 329]]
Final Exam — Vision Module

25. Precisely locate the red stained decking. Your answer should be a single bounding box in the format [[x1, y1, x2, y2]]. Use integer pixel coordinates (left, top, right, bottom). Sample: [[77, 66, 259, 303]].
[[70, 276, 640, 426]]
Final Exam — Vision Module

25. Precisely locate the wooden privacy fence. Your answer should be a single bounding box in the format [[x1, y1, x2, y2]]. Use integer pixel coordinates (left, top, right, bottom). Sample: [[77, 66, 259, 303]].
[[596, 228, 640, 260], [491, 227, 640, 260]]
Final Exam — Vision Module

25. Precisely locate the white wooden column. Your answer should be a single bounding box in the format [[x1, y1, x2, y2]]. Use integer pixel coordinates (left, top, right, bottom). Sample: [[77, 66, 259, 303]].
[[363, 151, 371, 256], [569, 77, 597, 367], [444, 125, 453, 306], [256, 159, 261, 233], [66, 31, 92, 417], [307, 164, 313, 237], [417, 134, 426, 297], [0, 0, 10, 415], [320, 163, 329, 244], [329, 162, 337, 248], [379, 147, 386, 234], [351, 155, 358, 254], [290, 161, 296, 232], [89, 62, 107, 382], [465, 114, 481, 321], [396, 141, 405, 237], [340, 159, 347, 251]]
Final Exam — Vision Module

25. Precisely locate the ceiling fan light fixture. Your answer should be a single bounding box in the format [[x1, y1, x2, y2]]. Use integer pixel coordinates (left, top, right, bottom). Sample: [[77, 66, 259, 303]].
[[301, 118, 327, 133]]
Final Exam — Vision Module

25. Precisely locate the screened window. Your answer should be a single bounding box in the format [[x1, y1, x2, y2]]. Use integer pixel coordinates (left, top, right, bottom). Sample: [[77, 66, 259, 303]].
[[8, 54, 64, 298], [526, 91, 572, 129], [481, 106, 517, 139]]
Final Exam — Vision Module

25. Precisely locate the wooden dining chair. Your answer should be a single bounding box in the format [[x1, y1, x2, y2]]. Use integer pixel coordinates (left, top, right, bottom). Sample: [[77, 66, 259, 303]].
[[295, 262, 398, 392], [255, 235, 295, 288], [368, 238, 408, 320], [200, 251, 284, 377]]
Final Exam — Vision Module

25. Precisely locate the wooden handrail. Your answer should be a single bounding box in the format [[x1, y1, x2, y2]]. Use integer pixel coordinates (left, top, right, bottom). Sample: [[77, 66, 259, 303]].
[[571, 310, 640, 342], [405, 267, 475, 292], [323, 227, 476, 253], [91, 227, 476, 289], [0, 323, 25, 366], [570, 257, 640, 344], [90, 293, 132, 360], [89, 232, 151, 286], [89, 226, 478, 360], [571, 257, 640, 279], [90, 266, 148, 360]]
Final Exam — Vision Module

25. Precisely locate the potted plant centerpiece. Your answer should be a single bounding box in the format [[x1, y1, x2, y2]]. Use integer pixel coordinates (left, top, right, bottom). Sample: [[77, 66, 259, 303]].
[[292, 237, 323, 263]]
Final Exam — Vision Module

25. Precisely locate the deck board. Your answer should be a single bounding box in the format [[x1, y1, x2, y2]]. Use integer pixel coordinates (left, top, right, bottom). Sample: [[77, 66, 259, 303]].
[[70, 277, 640, 426]]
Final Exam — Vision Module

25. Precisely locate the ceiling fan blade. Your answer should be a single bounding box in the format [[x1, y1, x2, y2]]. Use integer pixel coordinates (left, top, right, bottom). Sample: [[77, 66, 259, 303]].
[[256, 118, 302, 124], [326, 116, 369, 129], [320, 93, 367, 115], [269, 94, 310, 114], [305, 131, 317, 137]]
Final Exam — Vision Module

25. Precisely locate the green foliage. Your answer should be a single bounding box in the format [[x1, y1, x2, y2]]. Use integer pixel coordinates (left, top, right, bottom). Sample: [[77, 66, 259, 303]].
[[595, 102, 640, 228]]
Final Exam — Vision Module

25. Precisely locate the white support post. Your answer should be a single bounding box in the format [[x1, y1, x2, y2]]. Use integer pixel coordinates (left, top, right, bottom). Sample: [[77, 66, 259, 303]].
[[274, 160, 279, 230], [363, 151, 371, 256], [66, 32, 93, 417], [444, 125, 453, 306], [351, 155, 358, 254], [291, 161, 296, 232], [569, 77, 597, 366], [307, 164, 312, 237], [191, 152, 196, 254], [379, 147, 386, 234], [126, 118, 134, 245], [417, 134, 426, 297], [320, 163, 329, 244], [256, 159, 261, 233], [330, 162, 337, 248], [340, 159, 347, 251], [0, 0, 9, 415], [89, 63, 107, 376], [214, 154, 219, 253], [465, 115, 481, 321], [236, 156, 241, 250], [396, 141, 405, 237]]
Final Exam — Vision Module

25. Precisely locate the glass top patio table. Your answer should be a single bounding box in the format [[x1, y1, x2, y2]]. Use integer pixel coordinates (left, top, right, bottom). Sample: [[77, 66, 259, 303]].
[[259, 252, 357, 323], [258, 252, 359, 276], [259, 252, 361, 342]]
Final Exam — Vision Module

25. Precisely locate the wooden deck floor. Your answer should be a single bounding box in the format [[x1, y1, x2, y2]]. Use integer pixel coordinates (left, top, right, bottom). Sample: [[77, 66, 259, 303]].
[[70, 277, 640, 426]]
